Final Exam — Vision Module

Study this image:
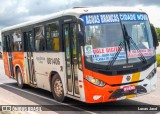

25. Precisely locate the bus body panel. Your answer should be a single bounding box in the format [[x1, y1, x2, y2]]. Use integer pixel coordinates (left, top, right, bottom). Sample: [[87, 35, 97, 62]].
[[150, 63, 157, 92], [82, 61, 156, 103], [77, 68, 86, 102], [32, 52, 86, 101], [12, 52, 24, 78], [3, 52, 24, 80], [33, 52, 66, 92], [3, 52, 11, 77]]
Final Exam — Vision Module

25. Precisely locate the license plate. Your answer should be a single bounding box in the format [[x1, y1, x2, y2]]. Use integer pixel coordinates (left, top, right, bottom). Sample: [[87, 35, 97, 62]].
[[123, 86, 136, 92]]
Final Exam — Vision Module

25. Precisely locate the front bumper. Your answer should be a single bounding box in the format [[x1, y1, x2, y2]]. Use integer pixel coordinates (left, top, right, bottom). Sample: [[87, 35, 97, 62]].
[[84, 73, 157, 103], [109, 85, 147, 99]]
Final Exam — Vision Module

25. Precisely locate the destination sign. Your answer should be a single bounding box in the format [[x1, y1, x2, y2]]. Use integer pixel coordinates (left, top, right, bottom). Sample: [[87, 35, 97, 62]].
[[81, 13, 148, 26], [85, 46, 154, 63]]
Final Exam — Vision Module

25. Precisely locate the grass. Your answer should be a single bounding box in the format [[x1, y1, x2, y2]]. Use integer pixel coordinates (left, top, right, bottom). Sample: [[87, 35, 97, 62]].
[[156, 54, 160, 67]]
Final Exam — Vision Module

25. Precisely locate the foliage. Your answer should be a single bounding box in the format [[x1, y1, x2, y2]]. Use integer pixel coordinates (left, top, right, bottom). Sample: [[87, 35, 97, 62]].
[[155, 27, 160, 42], [156, 54, 160, 67]]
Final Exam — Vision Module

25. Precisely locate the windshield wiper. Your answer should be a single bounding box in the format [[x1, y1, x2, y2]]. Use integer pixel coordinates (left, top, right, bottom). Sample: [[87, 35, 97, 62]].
[[123, 24, 131, 52], [107, 24, 147, 70], [123, 24, 147, 64], [107, 41, 125, 69]]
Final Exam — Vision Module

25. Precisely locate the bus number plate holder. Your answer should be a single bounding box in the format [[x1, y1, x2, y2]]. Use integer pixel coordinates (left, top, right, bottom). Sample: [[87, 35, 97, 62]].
[[123, 86, 136, 93]]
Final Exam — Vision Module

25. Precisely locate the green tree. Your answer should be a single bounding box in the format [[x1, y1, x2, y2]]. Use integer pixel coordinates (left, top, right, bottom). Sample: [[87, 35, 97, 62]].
[[155, 27, 160, 42]]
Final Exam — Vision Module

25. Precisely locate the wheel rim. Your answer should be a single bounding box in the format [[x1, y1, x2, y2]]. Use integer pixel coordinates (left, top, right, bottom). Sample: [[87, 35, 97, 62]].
[[54, 79, 63, 97], [18, 72, 22, 85]]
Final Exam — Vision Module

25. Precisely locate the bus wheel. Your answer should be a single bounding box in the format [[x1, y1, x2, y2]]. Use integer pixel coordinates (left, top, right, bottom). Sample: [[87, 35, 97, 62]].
[[51, 74, 65, 102], [16, 68, 24, 88]]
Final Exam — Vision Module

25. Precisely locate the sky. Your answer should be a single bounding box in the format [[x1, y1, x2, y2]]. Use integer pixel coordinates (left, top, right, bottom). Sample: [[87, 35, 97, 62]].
[[0, 0, 160, 29]]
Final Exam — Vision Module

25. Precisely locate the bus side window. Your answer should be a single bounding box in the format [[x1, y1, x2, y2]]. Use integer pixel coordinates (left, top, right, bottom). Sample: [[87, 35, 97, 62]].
[[34, 26, 45, 51], [12, 30, 22, 52], [46, 21, 60, 51], [2, 34, 7, 52]]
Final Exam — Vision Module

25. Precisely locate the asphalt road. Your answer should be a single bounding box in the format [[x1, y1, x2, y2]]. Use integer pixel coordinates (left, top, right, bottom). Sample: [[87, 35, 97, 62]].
[[0, 60, 159, 114]]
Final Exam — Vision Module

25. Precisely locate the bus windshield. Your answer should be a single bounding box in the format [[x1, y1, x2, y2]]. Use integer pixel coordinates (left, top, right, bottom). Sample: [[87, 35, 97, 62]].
[[81, 13, 155, 66]]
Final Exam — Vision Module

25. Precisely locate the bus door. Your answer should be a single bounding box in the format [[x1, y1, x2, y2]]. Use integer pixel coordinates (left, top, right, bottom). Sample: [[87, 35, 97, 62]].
[[6, 35, 14, 78], [63, 23, 80, 97], [23, 30, 37, 85]]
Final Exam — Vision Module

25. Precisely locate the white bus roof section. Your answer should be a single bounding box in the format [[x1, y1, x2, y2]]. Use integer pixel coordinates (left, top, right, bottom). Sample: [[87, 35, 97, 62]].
[[1, 7, 145, 32], [65, 7, 144, 15]]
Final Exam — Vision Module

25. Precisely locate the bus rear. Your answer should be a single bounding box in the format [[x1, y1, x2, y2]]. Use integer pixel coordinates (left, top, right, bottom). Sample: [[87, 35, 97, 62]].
[[79, 12, 158, 103]]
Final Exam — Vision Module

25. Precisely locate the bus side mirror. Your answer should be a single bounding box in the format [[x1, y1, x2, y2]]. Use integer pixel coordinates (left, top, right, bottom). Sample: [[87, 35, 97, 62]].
[[150, 24, 159, 48]]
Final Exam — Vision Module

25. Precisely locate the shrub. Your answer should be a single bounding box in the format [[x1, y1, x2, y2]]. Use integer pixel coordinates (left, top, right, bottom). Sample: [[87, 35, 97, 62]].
[[156, 54, 160, 67]]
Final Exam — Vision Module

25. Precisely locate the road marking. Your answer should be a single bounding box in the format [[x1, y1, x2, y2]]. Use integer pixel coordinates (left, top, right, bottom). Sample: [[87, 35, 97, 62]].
[[1, 83, 97, 114]]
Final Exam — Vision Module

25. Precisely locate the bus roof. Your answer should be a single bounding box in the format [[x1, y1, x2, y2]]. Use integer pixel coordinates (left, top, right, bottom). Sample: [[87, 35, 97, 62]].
[[1, 7, 145, 32]]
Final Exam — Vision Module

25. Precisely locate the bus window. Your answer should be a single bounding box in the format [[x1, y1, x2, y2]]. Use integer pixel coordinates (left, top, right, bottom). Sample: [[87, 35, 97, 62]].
[[12, 30, 22, 52], [46, 21, 60, 51], [127, 23, 149, 49], [2, 34, 6, 52], [132, 24, 149, 49], [28, 32, 34, 51], [34, 26, 45, 51]]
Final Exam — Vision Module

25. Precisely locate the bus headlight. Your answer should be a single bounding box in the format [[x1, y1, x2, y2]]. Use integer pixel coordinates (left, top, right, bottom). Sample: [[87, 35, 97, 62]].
[[86, 75, 106, 87], [146, 68, 156, 80]]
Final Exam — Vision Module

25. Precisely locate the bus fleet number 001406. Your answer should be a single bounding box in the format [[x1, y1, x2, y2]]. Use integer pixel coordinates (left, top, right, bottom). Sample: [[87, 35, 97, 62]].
[[47, 58, 60, 65]]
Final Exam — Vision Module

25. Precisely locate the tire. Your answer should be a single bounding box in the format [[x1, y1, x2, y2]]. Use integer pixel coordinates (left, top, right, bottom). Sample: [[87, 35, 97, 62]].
[[16, 68, 24, 88], [51, 73, 65, 102]]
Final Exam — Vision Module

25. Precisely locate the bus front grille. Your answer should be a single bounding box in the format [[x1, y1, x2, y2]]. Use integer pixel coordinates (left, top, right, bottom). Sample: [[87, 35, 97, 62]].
[[109, 85, 147, 99]]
